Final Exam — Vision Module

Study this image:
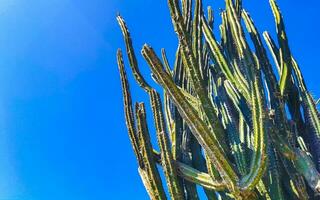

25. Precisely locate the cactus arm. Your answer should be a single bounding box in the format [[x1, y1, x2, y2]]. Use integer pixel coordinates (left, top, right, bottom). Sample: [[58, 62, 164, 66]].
[[177, 162, 226, 191], [149, 90, 185, 199], [181, 0, 193, 32], [173, 45, 183, 84], [192, 0, 203, 68], [262, 31, 305, 135], [239, 61, 268, 191], [202, 15, 250, 102], [135, 103, 168, 200], [291, 58, 320, 134], [235, 0, 242, 18], [225, 0, 246, 59], [176, 49, 202, 199], [116, 49, 142, 166], [161, 49, 173, 76], [199, 7, 213, 84], [171, 47, 184, 162], [207, 6, 214, 27], [262, 32, 281, 73], [138, 167, 157, 198], [153, 150, 226, 192], [164, 91, 175, 142], [116, 16, 152, 92], [141, 44, 239, 187], [201, 43, 210, 82], [202, 6, 213, 75], [220, 11, 250, 95], [269, 0, 293, 96]]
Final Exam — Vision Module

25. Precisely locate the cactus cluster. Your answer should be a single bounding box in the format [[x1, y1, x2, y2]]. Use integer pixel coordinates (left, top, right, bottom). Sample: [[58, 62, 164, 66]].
[[116, 0, 320, 199]]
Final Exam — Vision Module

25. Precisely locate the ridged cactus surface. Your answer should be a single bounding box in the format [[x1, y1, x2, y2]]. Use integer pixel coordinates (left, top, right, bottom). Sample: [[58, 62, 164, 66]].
[[116, 0, 320, 199]]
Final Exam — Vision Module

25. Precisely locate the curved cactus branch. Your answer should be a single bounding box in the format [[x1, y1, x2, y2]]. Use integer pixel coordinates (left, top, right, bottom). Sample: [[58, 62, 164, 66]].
[[117, 49, 142, 166], [149, 90, 184, 199], [269, 0, 292, 96], [117, 16, 152, 92], [202, 15, 250, 102], [141, 44, 239, 187]]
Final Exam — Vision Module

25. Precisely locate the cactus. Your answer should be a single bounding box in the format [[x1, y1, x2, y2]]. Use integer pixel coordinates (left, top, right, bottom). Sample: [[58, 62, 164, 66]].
[[116, 0, 320, 199]]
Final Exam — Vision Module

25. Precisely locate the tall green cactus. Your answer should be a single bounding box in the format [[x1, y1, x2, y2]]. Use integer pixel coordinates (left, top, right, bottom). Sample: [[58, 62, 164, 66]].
[[116, 0, 320, 199]]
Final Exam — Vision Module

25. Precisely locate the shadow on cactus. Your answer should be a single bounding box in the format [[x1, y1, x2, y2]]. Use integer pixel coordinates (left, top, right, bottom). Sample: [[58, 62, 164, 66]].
[[116, 0, 320, 199]]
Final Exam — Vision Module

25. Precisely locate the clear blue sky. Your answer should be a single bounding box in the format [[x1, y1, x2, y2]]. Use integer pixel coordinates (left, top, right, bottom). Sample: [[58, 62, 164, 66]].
[[0, 0, 319, 199]]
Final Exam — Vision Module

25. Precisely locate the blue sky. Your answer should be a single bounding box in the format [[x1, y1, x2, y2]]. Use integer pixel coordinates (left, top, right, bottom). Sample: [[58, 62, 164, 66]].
[[0, 0, 319, 199]]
